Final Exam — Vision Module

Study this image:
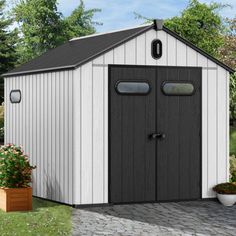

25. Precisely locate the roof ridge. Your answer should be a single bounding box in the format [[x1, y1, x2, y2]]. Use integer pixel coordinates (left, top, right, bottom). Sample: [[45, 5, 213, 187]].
[[70, 23, 153, 42]]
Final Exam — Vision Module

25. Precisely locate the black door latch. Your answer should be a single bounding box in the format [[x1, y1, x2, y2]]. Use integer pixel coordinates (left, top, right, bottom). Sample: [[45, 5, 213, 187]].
[[149, 133, 166, 140]]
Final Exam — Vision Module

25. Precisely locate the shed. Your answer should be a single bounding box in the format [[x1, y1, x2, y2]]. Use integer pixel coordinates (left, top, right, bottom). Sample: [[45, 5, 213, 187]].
[[3, 20, 235, 206]]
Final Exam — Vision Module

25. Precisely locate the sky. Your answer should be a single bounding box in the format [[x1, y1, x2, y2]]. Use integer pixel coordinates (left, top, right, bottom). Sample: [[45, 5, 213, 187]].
[[57, 0, 236, 33]]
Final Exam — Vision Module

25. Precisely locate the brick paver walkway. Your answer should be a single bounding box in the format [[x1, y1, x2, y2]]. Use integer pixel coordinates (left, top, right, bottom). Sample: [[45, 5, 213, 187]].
[[72, 200, 236, 235]]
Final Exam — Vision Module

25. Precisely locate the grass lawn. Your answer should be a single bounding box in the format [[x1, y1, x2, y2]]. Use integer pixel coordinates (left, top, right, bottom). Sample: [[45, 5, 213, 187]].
[[230, 126, 236, 156], [0, 197, 71, 236]]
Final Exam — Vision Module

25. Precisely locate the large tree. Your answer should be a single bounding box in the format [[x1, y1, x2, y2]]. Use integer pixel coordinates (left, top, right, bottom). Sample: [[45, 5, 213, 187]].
[[13, 0, 100, 64], [63, 0, 101, 39], [164, 0, 227, 57], [0, 0, 18, 103], [14, 0, 64, 64], [219, 18, 236, 121], [219, 18, 236, 70]]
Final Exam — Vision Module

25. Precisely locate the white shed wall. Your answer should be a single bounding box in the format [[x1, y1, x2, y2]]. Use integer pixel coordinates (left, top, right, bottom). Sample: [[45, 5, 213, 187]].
[[4, 71, 74, 204], [73, 28, 229, 204]]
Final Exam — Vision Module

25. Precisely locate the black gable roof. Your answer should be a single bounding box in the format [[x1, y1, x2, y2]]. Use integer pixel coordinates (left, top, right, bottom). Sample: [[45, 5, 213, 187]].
[[3, 23, 234, 77], [4, 25, 152, 76]]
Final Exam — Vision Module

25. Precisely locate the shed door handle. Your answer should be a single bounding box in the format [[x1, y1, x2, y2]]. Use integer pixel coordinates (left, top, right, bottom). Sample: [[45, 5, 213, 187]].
[[149, 133, 166, 140]]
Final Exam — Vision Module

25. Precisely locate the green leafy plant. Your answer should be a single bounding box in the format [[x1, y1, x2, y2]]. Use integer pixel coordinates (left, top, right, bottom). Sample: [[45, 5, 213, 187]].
[[0, 144, 36, 188], [230, 155, 236, 182], [213, 182, 236, 194]]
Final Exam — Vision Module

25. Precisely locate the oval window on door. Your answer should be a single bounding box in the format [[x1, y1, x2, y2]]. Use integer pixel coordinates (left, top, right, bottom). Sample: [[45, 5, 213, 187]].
[[162, 82, 195, 96], [116, 81, 150, 95]]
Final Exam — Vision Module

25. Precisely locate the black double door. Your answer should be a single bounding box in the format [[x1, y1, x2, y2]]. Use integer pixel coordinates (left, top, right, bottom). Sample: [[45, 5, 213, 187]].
[[109, 65, 201, 203]]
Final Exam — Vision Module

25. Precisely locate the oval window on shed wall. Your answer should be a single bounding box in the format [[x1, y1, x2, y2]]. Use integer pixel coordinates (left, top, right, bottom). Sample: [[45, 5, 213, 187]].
[[162, 82, 195, 96], [152, 39, 162, 59], [116, 81, 150, 95], [10, 90, 21, 103]]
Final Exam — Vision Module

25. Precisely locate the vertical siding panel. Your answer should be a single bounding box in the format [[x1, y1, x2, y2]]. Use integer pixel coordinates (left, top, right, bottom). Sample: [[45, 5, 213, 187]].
[[226, 72, 230, 181], [93, 56, 104, 65], [59, 72, 64, 202], [10, 78, 14, 143], [207, 69, 217, 197], [10, 77, 13, 143], [4, 78, 8, 143], [81, 62, 93, 204], [217, 67, 227, 184], [25, 76, 29, 155], [125, 39, 136, 64], [176, 41, 187, 66], [15, 76, 18, 144], [32, 75, 37, 196], [197, 54, 208, 67], [156, 30, 167, 65], [20, 76, 23, 145], [36, 75, 41, 197], [55, 72, 60, 202], [18, 76, 22, 145], [29, 75, 34, 193], [92, 66, 104, 203], [47, 73, 52, 199], [11, 78, 14, 143], [64, 71, 69, 203], [104, 50, 114, 64], [4, 78, 6, 143], [114, 45, 125, 64], [14, 77, 17, 144], [136, 34, 146, 65], [167, 34, 177, 66], [73, 68, 81, 204], [41, 74, 46, 198], [51, 73, 56, 200], [207, 59, 217, 68], [145, 30, 156, 65], [104, 66, 108, 203], [187, 47, 197, 66], [202, 69, 208, 198], [23, 76, 26, 149], [68, 70, 74, 204], [8, 78, 11, 143], [44, 73, 49, 199]]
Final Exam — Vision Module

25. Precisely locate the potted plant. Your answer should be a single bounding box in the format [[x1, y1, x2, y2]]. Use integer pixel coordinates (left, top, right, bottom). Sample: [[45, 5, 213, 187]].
[[0, 144, 36, 212], [213, 182, 236, 206]]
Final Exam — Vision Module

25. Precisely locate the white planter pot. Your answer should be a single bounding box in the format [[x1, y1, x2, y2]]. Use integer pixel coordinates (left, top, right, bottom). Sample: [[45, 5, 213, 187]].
[[217, 193, 236, 206]]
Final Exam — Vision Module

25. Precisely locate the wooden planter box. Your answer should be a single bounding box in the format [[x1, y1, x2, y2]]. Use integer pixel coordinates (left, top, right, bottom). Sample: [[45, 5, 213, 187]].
[[0, 187, 32, 212]]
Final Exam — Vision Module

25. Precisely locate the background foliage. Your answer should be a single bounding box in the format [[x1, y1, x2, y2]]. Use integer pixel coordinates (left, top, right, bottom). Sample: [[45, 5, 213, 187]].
[[13, 0, 101, 65], [230, 155, 236, 182], [164, 0, 227, 58], [0, 0, 18, 104]]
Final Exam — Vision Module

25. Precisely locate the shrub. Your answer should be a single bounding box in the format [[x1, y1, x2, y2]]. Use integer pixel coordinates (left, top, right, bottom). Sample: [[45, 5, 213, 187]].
[[213, 183, 236, 194], [230, 155, 236, 182], [0, 144, 36, 188]]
